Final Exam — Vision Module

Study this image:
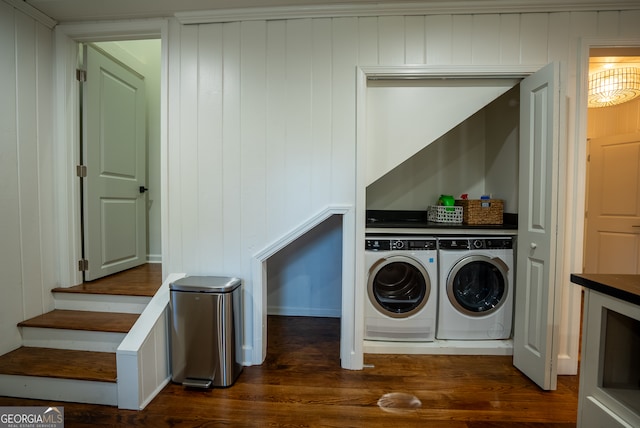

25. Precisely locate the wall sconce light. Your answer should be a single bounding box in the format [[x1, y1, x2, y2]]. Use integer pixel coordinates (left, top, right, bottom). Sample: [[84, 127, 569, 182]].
[[588, 67, 640, 108]]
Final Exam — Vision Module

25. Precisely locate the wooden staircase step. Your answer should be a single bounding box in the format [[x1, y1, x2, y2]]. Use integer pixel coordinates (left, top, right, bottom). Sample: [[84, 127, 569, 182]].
[[18, 309, 138, 333], [0, 347, 116, 383]]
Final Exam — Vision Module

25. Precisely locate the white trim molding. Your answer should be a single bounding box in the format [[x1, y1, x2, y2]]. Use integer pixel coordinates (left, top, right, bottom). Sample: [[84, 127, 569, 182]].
[[175, 0, 640, 24]]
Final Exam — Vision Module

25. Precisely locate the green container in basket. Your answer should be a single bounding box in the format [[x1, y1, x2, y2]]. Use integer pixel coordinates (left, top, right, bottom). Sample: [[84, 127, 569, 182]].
[[438, 195, 455, 211]]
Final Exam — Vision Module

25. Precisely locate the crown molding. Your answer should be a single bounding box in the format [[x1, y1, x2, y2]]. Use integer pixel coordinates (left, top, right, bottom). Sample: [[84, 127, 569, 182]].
[[175, 0, 640, 24], [2, 0, 57, 28]]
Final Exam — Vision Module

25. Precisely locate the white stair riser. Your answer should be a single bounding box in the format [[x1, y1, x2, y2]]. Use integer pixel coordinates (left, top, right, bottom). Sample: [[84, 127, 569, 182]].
[[53, 293, 150, 314], [21, 327, 126, 352], [0, 374, 117, 406]]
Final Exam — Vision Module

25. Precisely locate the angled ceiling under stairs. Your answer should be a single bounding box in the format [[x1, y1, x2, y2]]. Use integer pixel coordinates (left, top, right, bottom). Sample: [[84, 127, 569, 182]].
[[365, 77, 519, 186]]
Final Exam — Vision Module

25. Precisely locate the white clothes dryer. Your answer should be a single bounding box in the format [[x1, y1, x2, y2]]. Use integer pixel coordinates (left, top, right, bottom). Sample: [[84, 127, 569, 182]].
[[437, 237, 514, 340], [364, 236, 438, 342]]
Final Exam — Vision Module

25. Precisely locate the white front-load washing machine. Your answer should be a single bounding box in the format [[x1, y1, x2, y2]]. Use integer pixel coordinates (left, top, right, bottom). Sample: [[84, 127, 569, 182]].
[[365, 236, 437, 342], [437, 236, 514, 340]]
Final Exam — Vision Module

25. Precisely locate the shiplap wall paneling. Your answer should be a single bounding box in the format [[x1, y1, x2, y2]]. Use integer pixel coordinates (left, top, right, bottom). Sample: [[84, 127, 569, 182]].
[[0, 3, 23, 355], [16, 11, 42, 319], [471, 14, 500, 65], [35, 14, 54, 319], [166, 18, 183, 276], [520, 13, 549, 65], [284, 19, 313, 226], [451, 15, 472, 64], [196, 23, 225, 272], [425, 15, 452, 65], [378, 16, 405, 65], [358, 17, 378, 65], [498, 15, 520, 65], [405, 16, 425, 65], [330, 17, 358, 205], [310, 19, 334, 215], [547, 13, 570, 71], [240, 20, 267, 275], [0, 4, 54, 355], [621, 10, 640, 36], [178, 24, 201, 274], [597, 11, 620, 36], [265, 20, 288, 240], [221, 21, 243, 275]]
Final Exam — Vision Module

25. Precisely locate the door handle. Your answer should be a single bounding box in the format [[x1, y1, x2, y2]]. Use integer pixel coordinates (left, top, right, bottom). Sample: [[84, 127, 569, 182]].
[[530, 242, 537, 249], [139, 186, 149, 194]]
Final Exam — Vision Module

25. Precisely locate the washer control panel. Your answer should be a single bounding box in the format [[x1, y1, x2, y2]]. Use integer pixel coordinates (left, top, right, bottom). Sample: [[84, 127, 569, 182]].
[[439, 237, 513, 250], [365, 238, 437, 251]]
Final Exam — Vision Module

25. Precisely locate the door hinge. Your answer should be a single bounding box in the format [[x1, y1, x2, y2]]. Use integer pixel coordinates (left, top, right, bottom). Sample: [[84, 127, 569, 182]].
[[76, 165, 87, 177], [76, 69, 87, 82], [78, 259, 89, 271]]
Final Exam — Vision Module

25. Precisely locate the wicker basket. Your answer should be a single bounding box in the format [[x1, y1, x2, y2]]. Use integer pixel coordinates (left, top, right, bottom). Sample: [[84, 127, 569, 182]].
[[455, 199, 504, 225], [428, 205, 463, 223]]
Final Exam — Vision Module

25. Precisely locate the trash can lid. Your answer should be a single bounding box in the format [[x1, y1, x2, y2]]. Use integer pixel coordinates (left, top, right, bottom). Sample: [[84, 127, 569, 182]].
[[169, 276, 241, 293]]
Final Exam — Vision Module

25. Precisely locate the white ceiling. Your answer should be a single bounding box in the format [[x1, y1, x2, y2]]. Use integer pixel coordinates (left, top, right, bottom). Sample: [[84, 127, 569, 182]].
[[23, 0, 401, 22]]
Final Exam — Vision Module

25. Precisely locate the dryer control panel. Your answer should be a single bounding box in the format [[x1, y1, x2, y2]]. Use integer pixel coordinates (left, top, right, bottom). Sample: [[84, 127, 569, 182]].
[[365, 238, 437, 251]]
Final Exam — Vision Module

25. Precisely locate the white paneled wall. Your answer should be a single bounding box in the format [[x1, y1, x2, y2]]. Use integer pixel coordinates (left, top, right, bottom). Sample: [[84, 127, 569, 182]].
[[2, 3, 640, 368], [588, 97, 640, 138], [0, 3, 54, 355], [165, 9, 640, 366]]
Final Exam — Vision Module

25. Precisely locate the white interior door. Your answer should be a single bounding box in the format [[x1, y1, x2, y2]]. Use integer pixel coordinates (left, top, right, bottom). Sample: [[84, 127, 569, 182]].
[[83, 44, 147, 281], [512, 62, 561, 390], [585, 133, 640, 274]]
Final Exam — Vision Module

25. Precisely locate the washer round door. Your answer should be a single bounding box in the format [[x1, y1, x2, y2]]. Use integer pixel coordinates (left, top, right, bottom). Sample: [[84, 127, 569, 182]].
[[446, 255, 508, 316], [367, 255, 431, 319]]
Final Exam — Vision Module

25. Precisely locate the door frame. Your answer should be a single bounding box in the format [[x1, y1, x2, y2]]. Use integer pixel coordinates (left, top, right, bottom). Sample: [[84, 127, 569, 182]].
[[355, 64, 566, 372], [566, 36, 640, 373], [53, 20, 168, 286]]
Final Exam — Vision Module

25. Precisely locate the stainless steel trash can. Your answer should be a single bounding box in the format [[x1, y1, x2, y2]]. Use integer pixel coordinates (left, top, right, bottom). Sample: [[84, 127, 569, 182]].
[[169, 276, 243, 388]]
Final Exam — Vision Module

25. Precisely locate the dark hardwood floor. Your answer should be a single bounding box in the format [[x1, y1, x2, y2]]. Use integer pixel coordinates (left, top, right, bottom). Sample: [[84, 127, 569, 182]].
[[52, 263, 163, 297], [0, 315, 578, 427]]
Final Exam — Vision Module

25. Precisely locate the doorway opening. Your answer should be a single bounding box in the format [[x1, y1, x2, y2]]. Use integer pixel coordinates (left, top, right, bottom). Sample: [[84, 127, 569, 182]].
[[53, 20, 167, 288], [357, 64, 569, 388], [78, 39, 162, 283], [584, 47, 640, 275], [265, 214, 343, 363]]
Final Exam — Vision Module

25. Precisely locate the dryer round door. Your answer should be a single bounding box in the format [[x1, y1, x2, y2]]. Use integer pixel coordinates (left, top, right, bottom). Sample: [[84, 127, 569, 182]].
[[367, 255, 431, 319], [446, 255, 508, 316]]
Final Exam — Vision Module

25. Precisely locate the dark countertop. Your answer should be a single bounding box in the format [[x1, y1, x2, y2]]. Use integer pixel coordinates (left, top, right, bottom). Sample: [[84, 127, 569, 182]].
[[570, 273, 640, 306], [366, 221, 519, 230], [365, 209, 518, 233]]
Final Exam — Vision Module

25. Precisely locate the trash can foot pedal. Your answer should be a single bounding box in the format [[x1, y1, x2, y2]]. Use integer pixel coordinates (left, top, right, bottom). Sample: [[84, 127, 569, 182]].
[[183, 378, 212, 389]]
